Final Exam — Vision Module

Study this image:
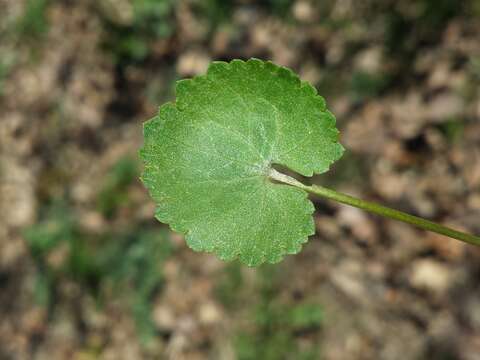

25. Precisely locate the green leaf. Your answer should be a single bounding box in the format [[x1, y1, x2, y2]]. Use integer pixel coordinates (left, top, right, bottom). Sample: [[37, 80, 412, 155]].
[[140, 58, 344, 266]]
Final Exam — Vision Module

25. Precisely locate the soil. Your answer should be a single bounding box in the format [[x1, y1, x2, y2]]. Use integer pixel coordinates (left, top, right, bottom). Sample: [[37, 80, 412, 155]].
[[1, 1, 480, 359]]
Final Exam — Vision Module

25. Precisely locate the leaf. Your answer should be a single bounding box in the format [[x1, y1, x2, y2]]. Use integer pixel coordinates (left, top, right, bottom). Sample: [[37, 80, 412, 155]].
[[140, 59, 344, 266]]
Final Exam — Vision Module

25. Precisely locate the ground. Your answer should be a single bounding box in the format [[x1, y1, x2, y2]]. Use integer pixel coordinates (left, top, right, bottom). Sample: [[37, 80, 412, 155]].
[[1, 0, 480, 359]]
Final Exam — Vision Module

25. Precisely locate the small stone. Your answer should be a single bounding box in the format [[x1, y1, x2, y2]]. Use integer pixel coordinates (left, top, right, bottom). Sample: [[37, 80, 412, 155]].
[[330, 260, 370, 304], [153, 305, 175, 330], [293, 1, 315, 23], [337, 206, 378, 243], [426, 94, 463, 122], [410, 259, 453, 295], [177, 51, 211, 76], [198, 302, 221, 325], [426, 232, 466, 261], [354, 47, 382, 73]]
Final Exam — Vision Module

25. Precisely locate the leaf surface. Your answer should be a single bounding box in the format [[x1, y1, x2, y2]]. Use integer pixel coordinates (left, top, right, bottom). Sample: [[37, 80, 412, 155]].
[[140, 59, 343, 266]]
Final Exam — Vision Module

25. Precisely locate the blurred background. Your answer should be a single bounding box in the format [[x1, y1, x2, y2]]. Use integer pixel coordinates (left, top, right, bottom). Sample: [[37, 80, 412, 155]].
[[1, 0, 480, 359]]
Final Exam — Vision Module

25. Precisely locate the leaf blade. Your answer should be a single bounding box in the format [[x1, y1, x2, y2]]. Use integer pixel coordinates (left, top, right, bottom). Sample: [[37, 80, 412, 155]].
[[141, 58, 343, 266]]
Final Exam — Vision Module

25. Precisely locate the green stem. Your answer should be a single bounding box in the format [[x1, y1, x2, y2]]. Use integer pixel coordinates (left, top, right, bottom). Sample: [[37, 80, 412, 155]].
[[269, 169, 480, 246]]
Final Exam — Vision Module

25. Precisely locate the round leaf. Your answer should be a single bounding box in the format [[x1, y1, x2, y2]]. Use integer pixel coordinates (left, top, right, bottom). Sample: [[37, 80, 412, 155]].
[[140, 59, 344, 266]]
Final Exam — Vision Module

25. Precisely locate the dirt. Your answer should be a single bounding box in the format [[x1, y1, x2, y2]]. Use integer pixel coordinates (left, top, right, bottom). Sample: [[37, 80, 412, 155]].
[[1, 0, 480, 359]]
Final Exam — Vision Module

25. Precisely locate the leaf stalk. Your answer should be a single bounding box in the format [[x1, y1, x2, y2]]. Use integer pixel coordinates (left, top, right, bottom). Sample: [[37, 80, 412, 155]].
[[269, 169, 480, 246]]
